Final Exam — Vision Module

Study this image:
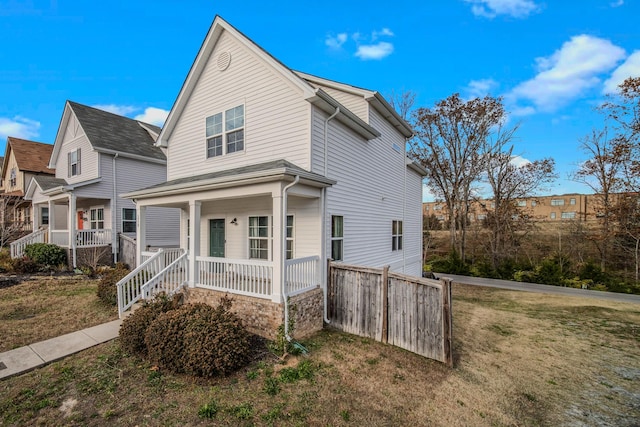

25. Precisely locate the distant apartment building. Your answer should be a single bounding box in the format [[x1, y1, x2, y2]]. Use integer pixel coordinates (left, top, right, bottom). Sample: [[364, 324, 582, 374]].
[[423, 193, 609, 224]]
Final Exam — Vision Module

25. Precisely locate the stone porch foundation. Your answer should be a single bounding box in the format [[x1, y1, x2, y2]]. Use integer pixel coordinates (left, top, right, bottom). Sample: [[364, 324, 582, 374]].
[[183, 287, 324, 340]]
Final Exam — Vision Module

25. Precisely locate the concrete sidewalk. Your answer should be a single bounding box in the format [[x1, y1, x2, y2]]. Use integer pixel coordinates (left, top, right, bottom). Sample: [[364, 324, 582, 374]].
[[0, 318, 122, 380]]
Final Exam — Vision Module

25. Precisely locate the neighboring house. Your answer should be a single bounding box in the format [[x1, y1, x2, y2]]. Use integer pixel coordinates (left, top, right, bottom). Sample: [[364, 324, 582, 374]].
[[15, 101, 179, 266], [119, 17, 425, 338], [0, 137, 55, 243]]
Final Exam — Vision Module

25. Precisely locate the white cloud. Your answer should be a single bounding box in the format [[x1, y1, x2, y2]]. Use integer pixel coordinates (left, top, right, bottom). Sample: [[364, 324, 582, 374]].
[[508, 35, 626, 112], [325, 33, 348, 49], [510, 155, 531, 168], [326, 27, 395, 61], [510, 106, 536, 116], [465, 78, 499, 98], [464, 0, 540, 19], [92, 104, 137, 116], [610, 0, 624, 7], [0, 116, 41, 140], [134, 107, 169, 127], [355, 42, 394, 60], [603, 50, 640, 94]]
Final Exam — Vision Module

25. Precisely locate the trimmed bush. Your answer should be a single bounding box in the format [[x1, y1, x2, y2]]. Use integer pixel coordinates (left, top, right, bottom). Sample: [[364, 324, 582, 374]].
[[119, 294, 176, 356], [97, 263, 130, 306], [24, 243, 67, 269], [144, 305, 197, 373], [182, 298, 251, 377]]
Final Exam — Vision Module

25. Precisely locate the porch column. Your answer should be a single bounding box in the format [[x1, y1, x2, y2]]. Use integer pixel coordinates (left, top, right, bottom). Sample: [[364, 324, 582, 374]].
[[69, 194, 77, 268], [136, 205, 146, 267], [48, 200, 55, 242], [33, 204, 40, 230], [188, 201, 201, 287], [271, 190, 283, 303]]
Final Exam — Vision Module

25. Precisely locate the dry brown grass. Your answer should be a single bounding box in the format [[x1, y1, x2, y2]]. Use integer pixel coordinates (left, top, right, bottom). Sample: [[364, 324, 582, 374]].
[[0, 274, 118, 352], [0, 283, 638, 426]]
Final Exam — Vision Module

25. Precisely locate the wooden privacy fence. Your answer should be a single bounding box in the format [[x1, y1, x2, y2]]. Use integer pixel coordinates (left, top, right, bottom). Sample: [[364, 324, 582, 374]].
[[328, 262, 453, 366], [118, 234, 137, 268]]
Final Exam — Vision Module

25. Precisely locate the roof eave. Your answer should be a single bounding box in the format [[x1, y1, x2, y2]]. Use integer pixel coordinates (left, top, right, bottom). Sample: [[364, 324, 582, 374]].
[[365, 92, 414, 138], [94, 147, 166, 165]]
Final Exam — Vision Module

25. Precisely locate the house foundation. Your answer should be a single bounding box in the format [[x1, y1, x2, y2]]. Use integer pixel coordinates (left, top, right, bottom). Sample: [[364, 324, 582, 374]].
[[183, 287, 324, 340]]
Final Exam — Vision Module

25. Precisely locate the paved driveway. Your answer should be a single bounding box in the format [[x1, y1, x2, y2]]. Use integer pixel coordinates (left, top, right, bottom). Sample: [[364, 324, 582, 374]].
[[437, 273, 640, 304]]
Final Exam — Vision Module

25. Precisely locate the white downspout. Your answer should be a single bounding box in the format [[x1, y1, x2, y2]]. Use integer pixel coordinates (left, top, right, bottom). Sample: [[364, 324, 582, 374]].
[[402, 139, 407, 273], [282, 175, 300, 340], [322, 107, 339, 324], [112, 153, 119, 264]]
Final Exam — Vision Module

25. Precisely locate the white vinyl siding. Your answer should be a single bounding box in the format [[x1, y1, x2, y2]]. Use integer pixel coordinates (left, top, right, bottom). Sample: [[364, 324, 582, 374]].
[[56, 113, 99, 184], [167, 30, 311, 180], [313, 85, 369, 124]]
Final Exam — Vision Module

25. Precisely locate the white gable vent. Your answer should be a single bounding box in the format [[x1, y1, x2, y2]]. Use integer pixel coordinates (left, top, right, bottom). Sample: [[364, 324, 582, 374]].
[[217, 51, 231, 71]]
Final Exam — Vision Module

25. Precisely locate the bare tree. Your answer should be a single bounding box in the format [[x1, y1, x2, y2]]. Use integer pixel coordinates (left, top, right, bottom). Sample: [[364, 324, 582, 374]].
[[482, 141, 556, 269], [410, 94, 507, 261], [387, 89, 417, 121], [0, 194, 30, 247], [613, 194, 640, 282]]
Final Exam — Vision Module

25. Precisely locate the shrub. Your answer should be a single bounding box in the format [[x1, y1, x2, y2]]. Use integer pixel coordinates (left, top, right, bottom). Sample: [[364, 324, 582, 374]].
[[182, 298, 251, 377], [427, 250, 470, 275], [0, 248, 13, 273], [97, 263, 130, 306], [24, 243, 67, 269], [119, 294, 176, 356], [11, 256, 39, 274], [145, 305, 197, 373]]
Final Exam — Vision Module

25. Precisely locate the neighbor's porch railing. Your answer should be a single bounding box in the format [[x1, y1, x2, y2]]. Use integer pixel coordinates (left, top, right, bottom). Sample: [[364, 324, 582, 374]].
[[285, 255, 320, 296], [117, 248, 186, 317], [10, 229, 47, 258], [76, 229, 112, 247], [196, 256, 273, 299]]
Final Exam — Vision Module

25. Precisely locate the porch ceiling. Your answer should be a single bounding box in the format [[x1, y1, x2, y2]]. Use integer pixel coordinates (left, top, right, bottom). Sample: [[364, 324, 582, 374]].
[[122, 159, 335, 201]]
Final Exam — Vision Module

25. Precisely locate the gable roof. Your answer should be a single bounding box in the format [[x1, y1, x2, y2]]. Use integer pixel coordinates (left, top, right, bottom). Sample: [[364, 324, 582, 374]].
[[49, 101, 166, 168], [123, 159, 335, 199], [2, 137, 55, 177], [157, 15, 381, 147]]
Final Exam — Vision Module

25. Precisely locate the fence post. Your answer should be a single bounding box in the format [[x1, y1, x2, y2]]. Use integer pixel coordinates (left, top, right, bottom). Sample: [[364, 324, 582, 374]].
[[381, 265, 389, 343], [441, 278, 453, 367]]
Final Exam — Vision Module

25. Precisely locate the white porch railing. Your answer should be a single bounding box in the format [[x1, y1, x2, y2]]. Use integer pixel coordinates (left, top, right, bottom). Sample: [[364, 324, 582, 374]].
[[10, 229, 47, 258], [116, 248, 186, 317], [141, 251, 189, 300], [76, 229, 112, 247], [141, 248, 184, 265], [51, 230, 69, 247], [196, 256, 273, 299], [285, 255, 320, 296]]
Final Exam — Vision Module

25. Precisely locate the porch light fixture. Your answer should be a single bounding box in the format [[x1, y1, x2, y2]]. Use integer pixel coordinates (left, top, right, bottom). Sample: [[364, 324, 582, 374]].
[[230, 218, 238, 225]]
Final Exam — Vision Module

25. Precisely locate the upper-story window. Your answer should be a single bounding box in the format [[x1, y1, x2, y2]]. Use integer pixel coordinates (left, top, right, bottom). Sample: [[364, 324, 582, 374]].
[[517, 200, 527, 207], [9, 168, 16, 187], [570, 198, 576, 205], [206, 105, 244, 158], [551, 199, 564, 206], [68, 149, 81, 177]]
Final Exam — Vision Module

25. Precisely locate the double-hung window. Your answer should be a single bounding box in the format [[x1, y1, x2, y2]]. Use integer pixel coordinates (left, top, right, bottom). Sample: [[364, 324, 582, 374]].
[[249, 216, 269, 260], [206, 105, 244, 158], [122, 208, 136, 233], [551, 199, 564, 206], [331, 215, 343, 261], [41, 207, 49, 225], [68, 149, 81, 176], [392, 220, 403, 251], [90, 208, 104, 229], [9, 168, 16, 187]]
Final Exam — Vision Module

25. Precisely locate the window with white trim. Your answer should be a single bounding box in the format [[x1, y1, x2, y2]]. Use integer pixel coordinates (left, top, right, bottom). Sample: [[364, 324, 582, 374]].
[[392, 220, 403, 251], [570, 198, 576, 205], [90, 207, 104, 229], [249, 216, 269, 260], [122, 208, 136, 233], [68, 148, 81, 177], [206, 105, 244, 158], [41, 207, 49, 225], [286, 215, 294, 260], [331, 215, 343, 261], [561, 211, 576, 219], [9, 168, 16, 187], [551, 199, 564, 206]]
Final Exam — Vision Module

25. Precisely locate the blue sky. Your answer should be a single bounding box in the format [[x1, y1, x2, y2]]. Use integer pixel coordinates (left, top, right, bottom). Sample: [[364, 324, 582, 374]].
[[1, 0, 638, 201]]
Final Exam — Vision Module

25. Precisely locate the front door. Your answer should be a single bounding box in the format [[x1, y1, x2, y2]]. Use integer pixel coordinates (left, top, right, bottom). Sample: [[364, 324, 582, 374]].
[[209, 219, 225, 257], [77, 211, 84, 230]]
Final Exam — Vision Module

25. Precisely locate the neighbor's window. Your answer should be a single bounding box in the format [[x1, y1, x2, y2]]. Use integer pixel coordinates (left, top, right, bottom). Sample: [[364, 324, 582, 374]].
[[331, 215, 343, 261], [68, 149, 81, 177], [206, 105, 244, 158], [249, 216, 269, 260], [550, 212, 556, 219], [286, 215, 294, 260], [24, 206, 31, 224], [90, 207, 104, 229], [531, 200, 537, 207], [561, 211, 576, 219], [550, 199, 564, 206], [517, 200, 527, 207], [122, 208, 136, 233], [41, 207, 49, 225], [477, 214, 487, 220], [570, 198, 576, 205], [9, 168, 16, 187], [392, 220, 403, 251]]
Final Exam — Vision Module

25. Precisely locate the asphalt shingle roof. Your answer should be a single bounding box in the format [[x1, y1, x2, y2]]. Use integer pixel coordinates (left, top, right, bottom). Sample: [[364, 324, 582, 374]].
[[7, 138, 55, 174], [68, 101, 165, 161], [30, 175, 68, 192]]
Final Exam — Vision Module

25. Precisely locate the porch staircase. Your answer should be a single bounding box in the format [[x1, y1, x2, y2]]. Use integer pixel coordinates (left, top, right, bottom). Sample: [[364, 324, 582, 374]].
[[10, 229, 47, 258], [116, 248, 188, 318]]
